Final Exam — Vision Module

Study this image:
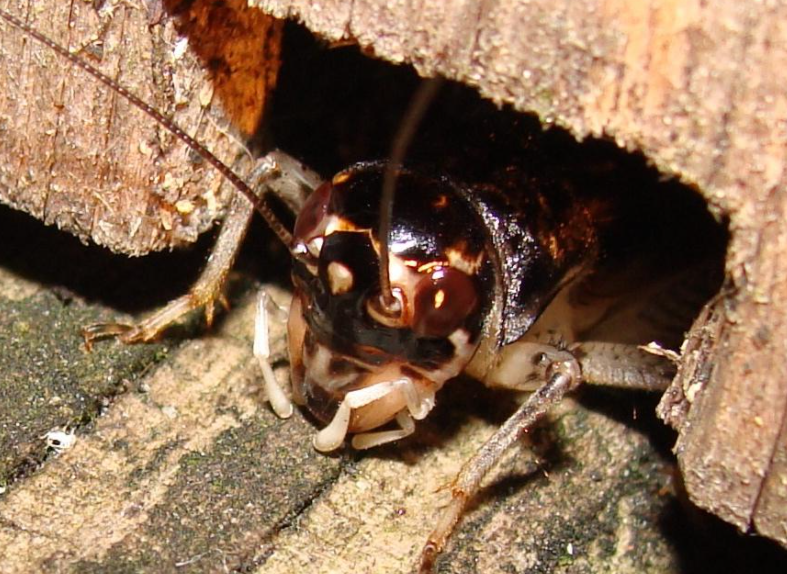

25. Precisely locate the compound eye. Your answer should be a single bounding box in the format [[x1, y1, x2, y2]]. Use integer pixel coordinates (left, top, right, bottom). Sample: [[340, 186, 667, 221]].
[[413, 267, 478, 337], [293, 181, 332, 243]]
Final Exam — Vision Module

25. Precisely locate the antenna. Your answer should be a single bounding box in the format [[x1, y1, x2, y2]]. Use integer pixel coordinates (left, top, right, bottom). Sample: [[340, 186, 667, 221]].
[[0, 7, 293, 247], [377, 77, 443, 312]]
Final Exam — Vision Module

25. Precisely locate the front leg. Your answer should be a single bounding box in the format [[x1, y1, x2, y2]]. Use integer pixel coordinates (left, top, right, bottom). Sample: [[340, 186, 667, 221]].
[[82, 190, 254, 347]]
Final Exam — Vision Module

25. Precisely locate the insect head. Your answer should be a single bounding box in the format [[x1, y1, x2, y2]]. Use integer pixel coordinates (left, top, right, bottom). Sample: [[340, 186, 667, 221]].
[[286, 163, 494, 451]]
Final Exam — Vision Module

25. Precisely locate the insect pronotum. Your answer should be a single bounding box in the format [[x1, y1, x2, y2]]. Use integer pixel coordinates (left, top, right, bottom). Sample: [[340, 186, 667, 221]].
[[0, 5, 732, 572]]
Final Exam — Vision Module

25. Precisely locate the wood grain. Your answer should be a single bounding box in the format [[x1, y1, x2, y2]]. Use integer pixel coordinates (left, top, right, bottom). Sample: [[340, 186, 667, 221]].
[[0, 0, 281, 255]]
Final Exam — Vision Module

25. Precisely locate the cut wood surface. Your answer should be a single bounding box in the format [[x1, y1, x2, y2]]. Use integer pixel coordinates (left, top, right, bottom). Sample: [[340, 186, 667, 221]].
[[0, 0, 280, 255], [256, 0, 787, 547]]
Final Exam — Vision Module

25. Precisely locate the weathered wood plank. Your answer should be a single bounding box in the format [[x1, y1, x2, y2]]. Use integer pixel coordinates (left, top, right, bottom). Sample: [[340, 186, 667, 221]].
[[0, 0, 280, 255], [0, 206, 783, 572], [0, 262, 681, 572], [0, 208, 685, 572], [0, 282, 341, 572]]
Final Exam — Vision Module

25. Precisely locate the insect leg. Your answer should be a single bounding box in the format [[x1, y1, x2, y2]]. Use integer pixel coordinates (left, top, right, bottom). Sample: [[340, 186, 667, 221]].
[[419, 349, 582, 573], [482, 338, 675, 393], [247, 150, 322, 216], [573, 341, 675, 391], [82, 190, 254, 347], [255, 291, 293, 419], [82, 151, 320, 348]]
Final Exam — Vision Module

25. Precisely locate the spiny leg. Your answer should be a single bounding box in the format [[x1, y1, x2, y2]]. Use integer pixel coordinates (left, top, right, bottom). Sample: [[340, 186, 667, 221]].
[[418, 350, 582, 573], [82, 150, 318, 349], [418, 340, 675, 571], [82, 190, 254, 347]]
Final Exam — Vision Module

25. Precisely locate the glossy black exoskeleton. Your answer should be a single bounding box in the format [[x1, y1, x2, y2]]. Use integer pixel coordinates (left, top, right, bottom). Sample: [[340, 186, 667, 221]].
[[277, 160, 606, 455]]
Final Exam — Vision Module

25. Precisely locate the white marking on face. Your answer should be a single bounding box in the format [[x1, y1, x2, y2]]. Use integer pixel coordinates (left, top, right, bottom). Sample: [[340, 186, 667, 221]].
[[306, 236, 324, 258], [327, 261, 354, 294], [445, 246, 484, 275], [303, 341, 360, 393]]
